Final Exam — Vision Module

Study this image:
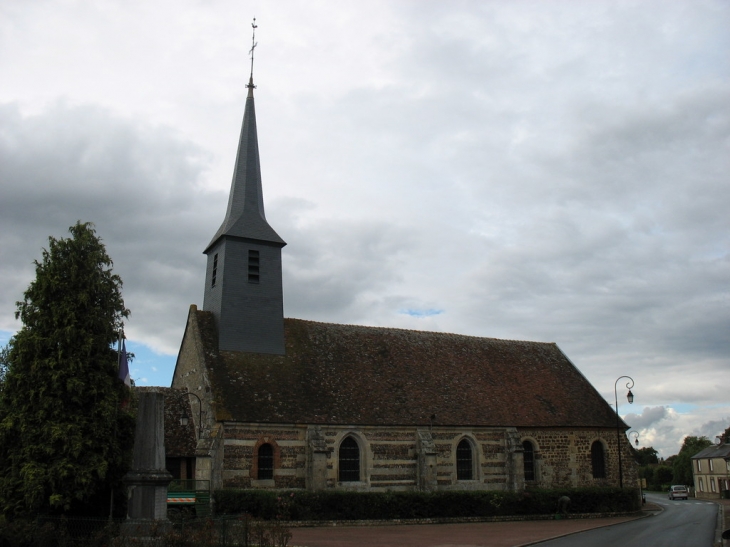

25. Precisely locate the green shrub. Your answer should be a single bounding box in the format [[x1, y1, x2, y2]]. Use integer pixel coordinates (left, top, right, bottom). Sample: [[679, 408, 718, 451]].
[[213, 487, 639, 521]]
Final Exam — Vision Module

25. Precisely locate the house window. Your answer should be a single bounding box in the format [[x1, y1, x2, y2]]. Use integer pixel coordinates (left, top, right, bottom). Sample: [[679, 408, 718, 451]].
[[711, 477, 717, 492], [697, 460, 702, 472], [709, 459, 714, 471], [339, 437, 360, 482], [591, 441, 606, 479], [257, 443, 273, 480], [523, 440, 535, 481], [211, 254, 218, 287], [699, 477, 705, 492], [456, 439, 473, 480], [248, 250, 260, 283]]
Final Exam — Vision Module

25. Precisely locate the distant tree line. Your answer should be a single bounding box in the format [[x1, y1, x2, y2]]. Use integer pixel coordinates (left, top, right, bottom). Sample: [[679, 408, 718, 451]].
[[636, 428, 730, 491]]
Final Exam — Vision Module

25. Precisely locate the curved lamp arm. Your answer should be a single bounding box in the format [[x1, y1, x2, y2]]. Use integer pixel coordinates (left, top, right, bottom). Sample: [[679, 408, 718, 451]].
[[178, 390, 204, 439]]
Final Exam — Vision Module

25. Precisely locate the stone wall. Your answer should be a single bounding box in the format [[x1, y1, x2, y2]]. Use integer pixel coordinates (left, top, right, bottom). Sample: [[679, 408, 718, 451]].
[[218, 425, 487, 491], [216, 424, 636, 492], [171, 306, 220, 487], [516, 428, 638, 489]]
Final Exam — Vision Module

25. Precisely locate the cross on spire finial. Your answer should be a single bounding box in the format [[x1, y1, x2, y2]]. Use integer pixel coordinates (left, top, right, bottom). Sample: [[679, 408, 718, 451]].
[[247, 18, 258, 92]]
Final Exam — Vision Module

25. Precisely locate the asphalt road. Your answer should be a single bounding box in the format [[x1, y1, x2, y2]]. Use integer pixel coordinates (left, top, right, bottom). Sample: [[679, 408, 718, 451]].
[[535, 492, 718, 547]]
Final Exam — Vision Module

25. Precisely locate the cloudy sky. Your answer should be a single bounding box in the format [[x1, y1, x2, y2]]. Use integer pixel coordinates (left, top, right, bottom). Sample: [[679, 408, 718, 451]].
[[1, 0, 728, 458]]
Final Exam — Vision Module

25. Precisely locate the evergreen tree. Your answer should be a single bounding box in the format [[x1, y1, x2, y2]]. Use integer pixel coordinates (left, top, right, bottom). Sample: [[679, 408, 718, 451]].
[[0, 222, 134, 517], [722, 425, 730, 444], [672, 435, 712, 486]]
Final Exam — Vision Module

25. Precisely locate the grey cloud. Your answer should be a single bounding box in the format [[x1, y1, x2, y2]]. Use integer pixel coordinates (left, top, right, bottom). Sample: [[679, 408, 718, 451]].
[[624, 406, 669, 431], [273, 198, 418, 324], [0, 102, 217, 353], [693, 417, 730, 441]]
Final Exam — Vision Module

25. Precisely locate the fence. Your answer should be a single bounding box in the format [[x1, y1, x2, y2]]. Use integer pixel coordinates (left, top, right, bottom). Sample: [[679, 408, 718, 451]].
[[168, 479, 212, 518]]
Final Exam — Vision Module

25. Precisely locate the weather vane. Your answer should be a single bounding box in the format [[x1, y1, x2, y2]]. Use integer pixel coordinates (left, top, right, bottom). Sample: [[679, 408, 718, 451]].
[[247, 17, 258, 88]]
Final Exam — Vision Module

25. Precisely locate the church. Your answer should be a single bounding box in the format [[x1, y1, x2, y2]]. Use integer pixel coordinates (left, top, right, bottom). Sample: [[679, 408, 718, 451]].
[[170, 66, 637, 494]]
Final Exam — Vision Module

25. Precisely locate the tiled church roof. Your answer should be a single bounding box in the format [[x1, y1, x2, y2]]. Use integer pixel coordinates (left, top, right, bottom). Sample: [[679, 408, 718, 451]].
[[193, 310, 621, 429]]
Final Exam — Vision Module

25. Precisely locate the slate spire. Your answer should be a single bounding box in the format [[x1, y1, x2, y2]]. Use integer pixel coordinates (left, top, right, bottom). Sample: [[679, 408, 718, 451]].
[[204, 74, 285, 252]]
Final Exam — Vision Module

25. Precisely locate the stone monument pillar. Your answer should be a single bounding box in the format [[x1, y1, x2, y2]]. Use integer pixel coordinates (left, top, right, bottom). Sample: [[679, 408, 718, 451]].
[[123, 389, 172, 530], [505, 427, 525, 492], [417, 430, 438, 491], [306, 426, 329, 490]]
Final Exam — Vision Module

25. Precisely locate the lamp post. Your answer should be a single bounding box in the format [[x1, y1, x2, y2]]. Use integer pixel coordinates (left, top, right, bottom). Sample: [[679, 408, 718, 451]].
[[628, 429, 643, 504], [178, 390, 204, 439], [615, 376, 634, 488], [628, 430, 639, 447]]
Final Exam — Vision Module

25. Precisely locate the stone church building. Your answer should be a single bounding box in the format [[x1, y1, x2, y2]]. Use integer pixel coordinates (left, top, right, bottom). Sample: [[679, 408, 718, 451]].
[[171, 72, 637, 493]]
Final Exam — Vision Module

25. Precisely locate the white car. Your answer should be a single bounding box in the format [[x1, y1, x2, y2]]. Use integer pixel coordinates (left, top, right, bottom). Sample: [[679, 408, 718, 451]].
[[668, 485, 688, 500]]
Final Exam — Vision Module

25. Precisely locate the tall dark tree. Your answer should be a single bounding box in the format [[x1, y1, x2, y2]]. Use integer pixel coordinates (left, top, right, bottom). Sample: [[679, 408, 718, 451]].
[[633, 446, 659, 466], [0, 222, 134, 516], [654, 465, 674, 488], [672, 435, 712, 486], [0, 345, 8, 389], [722, 425, 730, 444]]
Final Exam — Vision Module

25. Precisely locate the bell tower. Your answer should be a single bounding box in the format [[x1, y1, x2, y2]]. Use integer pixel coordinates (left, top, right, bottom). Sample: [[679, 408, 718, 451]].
[[203, 21, 286, 354]]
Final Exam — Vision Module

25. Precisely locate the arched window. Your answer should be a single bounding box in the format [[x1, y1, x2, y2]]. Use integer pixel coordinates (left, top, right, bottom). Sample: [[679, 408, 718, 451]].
[[523, 440, 535, 481], [591, 441, 606, 479], [339, 437, 360, 482], [257, 443, 273, 480], [456, 439, 473, 480]]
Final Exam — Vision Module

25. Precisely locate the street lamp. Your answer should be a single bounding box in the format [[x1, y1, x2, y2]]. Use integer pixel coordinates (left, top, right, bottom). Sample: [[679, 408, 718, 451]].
[[628, 430, 640, 447], [178, 389, 204, 439], [628, 429, 644, 504], [615, 376, 635, 488]]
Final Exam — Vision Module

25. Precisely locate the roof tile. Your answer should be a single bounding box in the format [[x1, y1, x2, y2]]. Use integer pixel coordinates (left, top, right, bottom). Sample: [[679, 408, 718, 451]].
[[195, 313, 619, 429]]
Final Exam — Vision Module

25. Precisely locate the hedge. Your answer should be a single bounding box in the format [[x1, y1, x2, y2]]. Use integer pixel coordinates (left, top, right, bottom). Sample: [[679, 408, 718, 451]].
[[213, 487, 640, 520]]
